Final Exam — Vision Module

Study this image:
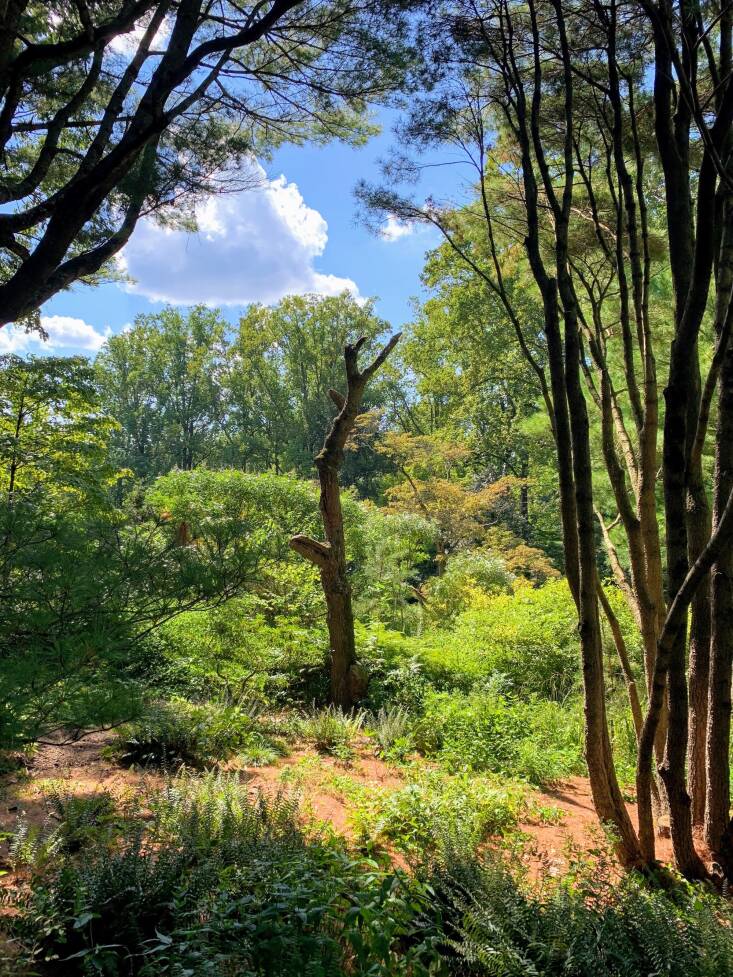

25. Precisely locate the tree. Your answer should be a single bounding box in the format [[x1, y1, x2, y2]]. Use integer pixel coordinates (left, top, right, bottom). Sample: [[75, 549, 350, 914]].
[[98, 306, 227, 476], [398, 242, 562, 558], [0, 358, 266, 744], [232, 294, 363, 473], [290, 332, 399, 708], [0, 1, 414, 327], [377, 430, 545, 573], [96, 296, 399, 492], [95, 318, 167, 479], [228, 293, 393, 491], [355, 509, 437, 632], [361, 0, 733, 877], [0, 363, 349, 744], [0, 353, 119, 503]]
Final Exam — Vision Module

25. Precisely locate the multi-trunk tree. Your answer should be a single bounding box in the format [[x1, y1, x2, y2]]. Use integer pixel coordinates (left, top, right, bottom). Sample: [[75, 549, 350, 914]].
[[362, 0, 733, 879]]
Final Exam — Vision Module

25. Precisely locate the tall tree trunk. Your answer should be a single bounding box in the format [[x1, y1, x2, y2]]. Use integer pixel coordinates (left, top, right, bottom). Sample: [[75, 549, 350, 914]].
[[644, 0, 721, 881], [503, 0, 640, 866], [598, 578, 643, 744], [705, 329, 733, 867], [298, 460, 362, 709], [687, 438, 712, 827], [290, 333, 400, 709], [704, 200, 733, 868], [562, 278, 642, 868], [658, 334, 707, 877]]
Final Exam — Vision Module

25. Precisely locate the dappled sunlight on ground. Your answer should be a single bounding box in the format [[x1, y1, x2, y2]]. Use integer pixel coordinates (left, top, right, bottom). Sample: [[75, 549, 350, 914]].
[[0, 731, 690, 891]]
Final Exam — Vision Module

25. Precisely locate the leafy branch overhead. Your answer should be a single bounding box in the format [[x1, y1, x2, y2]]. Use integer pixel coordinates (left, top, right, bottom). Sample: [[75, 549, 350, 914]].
[[0, 1, 418, 326]]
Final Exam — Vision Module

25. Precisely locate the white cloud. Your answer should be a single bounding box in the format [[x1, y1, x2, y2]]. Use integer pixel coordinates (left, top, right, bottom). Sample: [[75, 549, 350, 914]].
[[119, 163, 359, 306], [110, 14, 172, 57], [380, 215, 414, 242], [42, 316, 111, 351], [0, 316, 110, 355]]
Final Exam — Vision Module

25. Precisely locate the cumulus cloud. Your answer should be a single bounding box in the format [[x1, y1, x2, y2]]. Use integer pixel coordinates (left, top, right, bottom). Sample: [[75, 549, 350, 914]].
[[119, 164, 359, 306], [379, 215, 415, 242], [0, 316, 110, 355]]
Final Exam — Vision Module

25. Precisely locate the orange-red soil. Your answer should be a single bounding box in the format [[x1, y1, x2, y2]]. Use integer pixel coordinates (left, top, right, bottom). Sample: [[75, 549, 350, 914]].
[[0, 734, 693, 883]]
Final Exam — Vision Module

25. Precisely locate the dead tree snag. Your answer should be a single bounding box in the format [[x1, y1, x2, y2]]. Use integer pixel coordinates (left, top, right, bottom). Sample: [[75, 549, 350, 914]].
[[290, 333, 400, 708]]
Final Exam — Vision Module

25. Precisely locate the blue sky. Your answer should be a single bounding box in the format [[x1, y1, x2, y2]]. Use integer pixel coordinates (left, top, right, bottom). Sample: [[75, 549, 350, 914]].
[[2, 111, 466, 358]]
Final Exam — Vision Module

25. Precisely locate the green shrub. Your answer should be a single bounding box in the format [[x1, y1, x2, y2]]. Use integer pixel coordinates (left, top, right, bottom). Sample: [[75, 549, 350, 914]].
[[360, 630, 435, 711], [379, 772, 524, 854], [158, 607, 333, 707], [357, 624, 490, 705], [111, 699, 282, 769], [354, 510, 437, 633], [424, 550, 512, 621], [9, 814, 64, 874], [440, 580, 582, 699], [416, 690, 585, 786], [9, 788, 122, 875], [299, 705, 367, 759], [445, 579, 641, 701], [348, 769, 525, 856], [8, 772, 441, 976], [357, 578, 639, 706]]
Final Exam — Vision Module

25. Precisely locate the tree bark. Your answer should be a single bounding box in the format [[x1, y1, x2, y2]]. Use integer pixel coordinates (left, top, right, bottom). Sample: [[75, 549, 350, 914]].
[[561, 274, 642, 867], [678, 349, 711, 832], [598, 578, 643, 744], [290, 333, 400, 708], [705, 323, 733, 866], [635, 484, 733, 876], [642, 0, 732, 879]]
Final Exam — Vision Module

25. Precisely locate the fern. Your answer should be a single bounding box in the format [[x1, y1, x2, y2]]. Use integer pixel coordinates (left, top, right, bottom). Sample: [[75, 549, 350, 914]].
[[371, 704, 413, 755], [299, 704, 367, 757], [424, 845, 733, 977], [6, 772, 440, 976]]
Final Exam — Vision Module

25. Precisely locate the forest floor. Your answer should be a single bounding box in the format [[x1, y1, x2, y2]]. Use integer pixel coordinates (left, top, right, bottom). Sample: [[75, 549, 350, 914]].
[[0, 731, 677, 886]]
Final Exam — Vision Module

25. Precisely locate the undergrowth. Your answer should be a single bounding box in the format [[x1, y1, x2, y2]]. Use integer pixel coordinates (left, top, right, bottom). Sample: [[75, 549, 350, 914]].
[[109, 698, 286, 769], [424, 842, 733, 976], [297, 704, 367, 759], [5, 772, 442, 976], [414, 691, 585, 786], [326, 768, 529, 857]]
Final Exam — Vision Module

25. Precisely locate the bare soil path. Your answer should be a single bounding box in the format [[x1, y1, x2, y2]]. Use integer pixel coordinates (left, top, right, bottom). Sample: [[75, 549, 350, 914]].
[[518, 776, 676, 877]]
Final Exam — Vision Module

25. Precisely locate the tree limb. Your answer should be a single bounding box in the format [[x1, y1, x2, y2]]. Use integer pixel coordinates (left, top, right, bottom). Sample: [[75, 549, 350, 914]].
[[289, 534, 332, 569]]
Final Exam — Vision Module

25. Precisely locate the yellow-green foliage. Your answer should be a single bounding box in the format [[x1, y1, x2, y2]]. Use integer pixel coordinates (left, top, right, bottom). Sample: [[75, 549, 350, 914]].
[[453, 578, 638, 700], [424, 549, 512, 621], [415, 690, 585, 785], [362, 579, 639, 703], [329, 768, 528, 856]]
